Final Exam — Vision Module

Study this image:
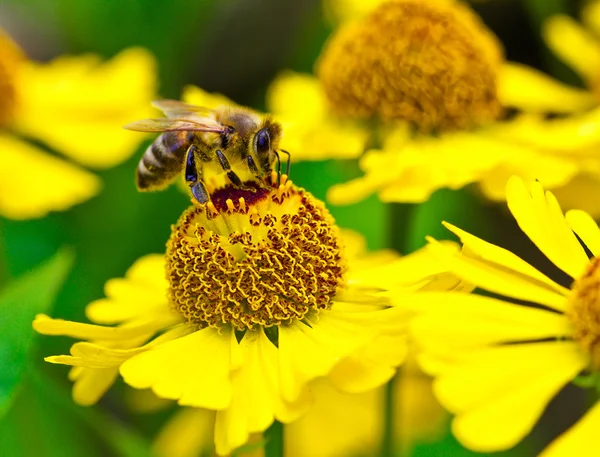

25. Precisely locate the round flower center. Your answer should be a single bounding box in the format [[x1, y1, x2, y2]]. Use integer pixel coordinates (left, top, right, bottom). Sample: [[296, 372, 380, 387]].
[[0, 30, 23, 126], [568, 257, 600, 368], [166, 176, 346, 331], [317, 0, 503, 132]]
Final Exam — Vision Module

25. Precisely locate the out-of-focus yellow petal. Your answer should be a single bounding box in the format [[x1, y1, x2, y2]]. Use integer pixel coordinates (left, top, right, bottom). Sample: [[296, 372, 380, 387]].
[[566, 209, 600, 256], [13, 47, 157, 168], [71, 367, 119, 406], [182, 84, 237, 110], [323, 0, 382, 23], [543, 15, 600, 82], [120, 327, 238, 410], [410, 292, 571, 350], [498, 62, 595, 112], [0, 134, 100, 219], [583, 0, 600, 38], [439, 342, 587, 452], [540, 401, 600, 457], [153, 408, 215, 457], [286, 379, 382, 457], [267, 72, 327, 123], [550, 173, 600, 219], [506, 177, 589, 279]]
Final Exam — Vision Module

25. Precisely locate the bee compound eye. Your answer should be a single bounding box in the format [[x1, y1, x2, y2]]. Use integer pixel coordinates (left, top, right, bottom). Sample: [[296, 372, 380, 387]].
[[255, 129, 271, 154]]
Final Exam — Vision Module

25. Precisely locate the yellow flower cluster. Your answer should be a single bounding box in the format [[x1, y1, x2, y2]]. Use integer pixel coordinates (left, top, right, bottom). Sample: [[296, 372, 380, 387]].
[[26, 0, 600, 456]]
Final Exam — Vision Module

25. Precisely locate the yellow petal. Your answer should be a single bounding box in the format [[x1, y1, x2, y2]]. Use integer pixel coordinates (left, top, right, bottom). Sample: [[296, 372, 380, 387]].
[[278, 311, 378, 403], [409, 292, 572, 350], [182, 84, 236, 110], [120, 327, 237, 410], [540, 401, 600, 457], [33, 313, 176, 341], [329, 334, 407, 393], [286, 379, 383, 457], [443, 222, 568, 296], [583, 0, 600, 37], [266, 72, 327, 123], [71, 367, 119, 406], [153, 408, 215, 457], [566, 209, 600, 256], [439, 342, 587, 452], [86, 254, 167, 324], [13, 48, 157, 168], [506, 177, 589, 279], [543, 15, 600, 82], [214, 330, 312, 456], [0, 134, 100, 219], [551, 173, 600, 219], [426, 239, 568, 311], [498, 62, 595, 112]]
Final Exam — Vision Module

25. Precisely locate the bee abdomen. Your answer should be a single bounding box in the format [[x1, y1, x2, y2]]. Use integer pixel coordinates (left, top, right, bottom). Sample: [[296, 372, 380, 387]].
[[136, 132, 190, 191]]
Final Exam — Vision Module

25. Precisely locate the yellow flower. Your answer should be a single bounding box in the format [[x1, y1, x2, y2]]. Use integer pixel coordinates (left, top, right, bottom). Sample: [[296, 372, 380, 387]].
[[0, 29, 156, 219], [33, 175, 461, 455], [150, 358, 446, 457], [410, 175, 600, 455]]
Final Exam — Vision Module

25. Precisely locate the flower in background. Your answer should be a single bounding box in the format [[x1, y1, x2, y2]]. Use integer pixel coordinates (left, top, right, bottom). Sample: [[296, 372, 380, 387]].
[[258, 0, 600, 215], [410, 176, 600, 456], [0, 29, 156, 219], [34, 173, 467, 455]]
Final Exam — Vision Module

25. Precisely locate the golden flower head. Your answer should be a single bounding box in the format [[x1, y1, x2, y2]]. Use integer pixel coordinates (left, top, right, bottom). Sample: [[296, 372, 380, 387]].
[[317, 0, 503, 131], [568, 256, 600, 368], [167, 174, 346, 330], [0, 30, 23, 126]]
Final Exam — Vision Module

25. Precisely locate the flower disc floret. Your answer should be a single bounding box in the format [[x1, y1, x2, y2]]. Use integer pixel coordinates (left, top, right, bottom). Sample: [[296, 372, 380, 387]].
[[568, 256, 600, 368], [166, 178, 346, 330], [317, 0, 503, 131]]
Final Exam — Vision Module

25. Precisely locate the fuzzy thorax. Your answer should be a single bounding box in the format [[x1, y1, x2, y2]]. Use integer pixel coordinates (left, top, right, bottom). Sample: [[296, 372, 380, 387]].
[[166, 176, 347, 330]]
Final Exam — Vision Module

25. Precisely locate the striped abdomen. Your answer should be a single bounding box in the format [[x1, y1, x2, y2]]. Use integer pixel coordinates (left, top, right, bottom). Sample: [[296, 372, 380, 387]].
[[136, 132, 192, 191]]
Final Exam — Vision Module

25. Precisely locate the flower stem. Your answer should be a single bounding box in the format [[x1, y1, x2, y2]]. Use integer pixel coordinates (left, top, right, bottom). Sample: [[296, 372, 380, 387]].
[[380, 374, 397, 457], [264, 420, 284, 457]]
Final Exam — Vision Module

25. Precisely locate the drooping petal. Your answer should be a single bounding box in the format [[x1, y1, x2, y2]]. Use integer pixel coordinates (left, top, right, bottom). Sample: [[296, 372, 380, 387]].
[[13, 48, 156, 168], [214, 330, 312, 455], [543, 15, 600, 83], [437, 342, 588, 452], [278, 311, 378, 402], [410, 292, 572, 350], [426, 239, 568, 311], [153, 407, 215, 457], [120, 327, 238, 410], [70, 367, 119, 406], [566, 209, 600, 256], [498, 62, 595, 113], [506, 176, 589, 279], [0, 134, 100, 219], [540, 401, 600, 457]]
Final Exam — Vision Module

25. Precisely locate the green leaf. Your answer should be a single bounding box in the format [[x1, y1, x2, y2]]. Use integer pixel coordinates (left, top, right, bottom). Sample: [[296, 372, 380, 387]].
[[0, 248, 74, 418]]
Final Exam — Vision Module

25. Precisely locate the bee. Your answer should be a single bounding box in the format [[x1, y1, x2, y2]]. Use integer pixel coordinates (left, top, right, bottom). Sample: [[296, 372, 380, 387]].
[[124, 100, 290, 204]]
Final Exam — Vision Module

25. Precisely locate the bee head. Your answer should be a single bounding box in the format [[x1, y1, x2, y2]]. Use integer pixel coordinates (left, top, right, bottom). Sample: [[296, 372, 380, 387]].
[[253, 118, 282, 158]]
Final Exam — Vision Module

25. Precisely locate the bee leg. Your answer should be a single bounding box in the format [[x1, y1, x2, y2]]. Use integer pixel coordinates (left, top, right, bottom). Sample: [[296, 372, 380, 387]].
[[185, 145, 210, 205], [216, 149, 244, 188]]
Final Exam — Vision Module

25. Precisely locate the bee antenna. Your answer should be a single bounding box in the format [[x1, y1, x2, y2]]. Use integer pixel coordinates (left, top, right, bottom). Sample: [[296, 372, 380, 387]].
[[273, 150, 282, 186], [280, 150, 291, 177]]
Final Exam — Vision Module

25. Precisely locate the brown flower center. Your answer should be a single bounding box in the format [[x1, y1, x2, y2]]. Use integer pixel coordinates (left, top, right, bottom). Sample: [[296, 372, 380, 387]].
[[166, 177, 346, 330], [317, 0, 503, 132], [568, 257, 600, 368]]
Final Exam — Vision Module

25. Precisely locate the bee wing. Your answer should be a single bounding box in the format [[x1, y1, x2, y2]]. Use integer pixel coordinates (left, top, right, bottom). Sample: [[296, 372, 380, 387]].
[[123, 118, 226, 133], [152, 99, 214, 118]]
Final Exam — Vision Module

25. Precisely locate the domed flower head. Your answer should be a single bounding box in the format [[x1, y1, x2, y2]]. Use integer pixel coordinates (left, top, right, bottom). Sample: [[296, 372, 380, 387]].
[[0, 29, 156, 219], [410, 176, 600, 455], [33, 171, 460, 454]]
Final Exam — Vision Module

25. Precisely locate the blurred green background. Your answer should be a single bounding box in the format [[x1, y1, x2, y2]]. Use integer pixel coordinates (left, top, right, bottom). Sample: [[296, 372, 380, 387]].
[[0, 0, 589, 456]]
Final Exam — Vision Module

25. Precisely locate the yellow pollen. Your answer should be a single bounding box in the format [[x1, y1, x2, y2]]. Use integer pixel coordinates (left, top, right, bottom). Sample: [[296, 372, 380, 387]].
[[0, 30, 23, 126], [568, 257, 600, 369], [317, 0, 503, 131], [166, 180, 347, 330]]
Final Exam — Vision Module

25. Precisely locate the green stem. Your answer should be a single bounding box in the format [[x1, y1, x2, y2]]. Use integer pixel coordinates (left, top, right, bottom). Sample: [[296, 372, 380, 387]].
[[264, 420, 284, 457], [380, 374, 397, 457]]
